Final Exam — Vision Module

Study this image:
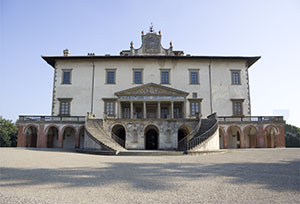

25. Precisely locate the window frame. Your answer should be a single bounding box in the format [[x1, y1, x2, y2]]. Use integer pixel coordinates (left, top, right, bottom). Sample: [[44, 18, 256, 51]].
[[231, 99, 244, 116], [106, 69, 116, 84], [58, 98, 72, 116], [62, 69, 72, 85], [160, 69, 171, 84], [133, 68, 143, 84], [231, 70, 241, 85], [161, 107, 169, 119], [188, 98, 202, 117], [103, 99, 117, 117], [189, 69, 200, 85]]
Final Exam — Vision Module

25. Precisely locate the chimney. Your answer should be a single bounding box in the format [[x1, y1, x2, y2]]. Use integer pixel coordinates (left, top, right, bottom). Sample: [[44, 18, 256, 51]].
[[63, 49, 70, 56]]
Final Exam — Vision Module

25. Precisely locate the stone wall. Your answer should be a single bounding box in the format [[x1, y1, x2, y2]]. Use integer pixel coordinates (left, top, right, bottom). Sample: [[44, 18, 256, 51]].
[[104, 119, 198, 150]]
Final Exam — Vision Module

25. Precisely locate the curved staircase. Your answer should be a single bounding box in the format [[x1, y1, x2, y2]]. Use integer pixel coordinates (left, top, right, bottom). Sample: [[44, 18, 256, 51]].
[[85, 118, 127, 152], [178, 113, 219, 151]]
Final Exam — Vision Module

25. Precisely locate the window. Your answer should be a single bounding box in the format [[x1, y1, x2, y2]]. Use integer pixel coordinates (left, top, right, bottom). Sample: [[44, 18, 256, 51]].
[[161, 107, 168, 118], [105, 101, 115, 115], [133, 69, 143, 84], [191, 102, 200, 115], [231, 70, 241, 85], [232, 100, 243, 116], [189, 69, 199, 84], [160, 69, 170, 84], [174, 107, 180, 118], [135, 107, 142, 119], [188, 99, 202, 116], [192, 92, 198, 98], [58, 99, 72, 116], [62, 69, 72, 84], [123, 107, 130, 119], [106, 69, 116, 84]]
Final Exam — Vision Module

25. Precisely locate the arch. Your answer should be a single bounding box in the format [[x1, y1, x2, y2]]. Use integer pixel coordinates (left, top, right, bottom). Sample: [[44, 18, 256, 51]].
[[78, 126, 85, 149], [111, 124, 126, 147], [62, 126, 76, 149], [144, 125, 159, 150], [264, 125, 279, 148], [227, 125, 242, 149], [219, 127, 225, 149], [46, 126, 59, 148], [243, 125, 258, 148], [44, 124, 60, 135], [264, 125, 279, 135], [61, 125, 77, 135], [177, 125, 191, 143], [23, 124, 38, 135], [25, 125, 38, 148]]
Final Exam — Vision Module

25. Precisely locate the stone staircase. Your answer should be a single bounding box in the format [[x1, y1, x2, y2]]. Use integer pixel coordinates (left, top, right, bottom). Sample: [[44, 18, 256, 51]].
[[178, 113, 219, 151], [85, 119, 127, 152]]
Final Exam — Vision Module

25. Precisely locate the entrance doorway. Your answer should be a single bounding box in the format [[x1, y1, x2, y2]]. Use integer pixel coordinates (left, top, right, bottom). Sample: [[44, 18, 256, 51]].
[[112, 125, 126, 147], [145, 125, 159, 150]]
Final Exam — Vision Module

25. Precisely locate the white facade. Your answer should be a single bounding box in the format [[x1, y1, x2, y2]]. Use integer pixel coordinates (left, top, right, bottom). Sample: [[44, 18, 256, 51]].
[[52, 57, 253, 118]]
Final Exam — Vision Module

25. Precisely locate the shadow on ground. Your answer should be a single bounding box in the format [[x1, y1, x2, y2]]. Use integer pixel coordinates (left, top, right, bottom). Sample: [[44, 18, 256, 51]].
[[1, 160, 299, 192]]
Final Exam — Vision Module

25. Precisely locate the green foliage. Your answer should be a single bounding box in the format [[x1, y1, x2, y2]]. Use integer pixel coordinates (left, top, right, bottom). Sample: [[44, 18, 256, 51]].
[[0, 118, 18, 147], [285, 124, 300, 147]]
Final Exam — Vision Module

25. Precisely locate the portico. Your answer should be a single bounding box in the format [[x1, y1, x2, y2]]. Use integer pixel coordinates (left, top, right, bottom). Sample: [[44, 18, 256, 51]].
[[113, 83, 188, 120]]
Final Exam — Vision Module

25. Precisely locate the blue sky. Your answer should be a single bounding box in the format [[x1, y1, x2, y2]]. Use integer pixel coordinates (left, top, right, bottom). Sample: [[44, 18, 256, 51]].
[[0, 0, 299, 126]]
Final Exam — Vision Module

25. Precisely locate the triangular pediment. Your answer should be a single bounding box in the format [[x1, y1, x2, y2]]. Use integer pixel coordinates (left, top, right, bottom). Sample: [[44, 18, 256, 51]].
[[115, 83, 188, 97]]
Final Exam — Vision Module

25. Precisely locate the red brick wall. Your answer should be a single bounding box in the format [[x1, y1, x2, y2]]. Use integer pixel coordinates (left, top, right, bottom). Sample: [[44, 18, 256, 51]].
[[17, 125, 25, 147]]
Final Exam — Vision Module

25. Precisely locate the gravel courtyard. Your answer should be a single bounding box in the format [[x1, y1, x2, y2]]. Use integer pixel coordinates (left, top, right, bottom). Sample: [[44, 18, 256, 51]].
[[0, 148, 299, 204]]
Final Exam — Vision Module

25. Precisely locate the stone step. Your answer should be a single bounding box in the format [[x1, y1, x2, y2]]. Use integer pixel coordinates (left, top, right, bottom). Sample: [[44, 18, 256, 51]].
[[117, 150, 185, 156], [76, 149, 117, 155]]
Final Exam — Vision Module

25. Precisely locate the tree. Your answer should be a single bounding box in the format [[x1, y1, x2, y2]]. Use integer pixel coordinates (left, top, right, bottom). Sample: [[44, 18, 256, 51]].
[[0, 118, 18, 147], [285, 124, 300, 148]]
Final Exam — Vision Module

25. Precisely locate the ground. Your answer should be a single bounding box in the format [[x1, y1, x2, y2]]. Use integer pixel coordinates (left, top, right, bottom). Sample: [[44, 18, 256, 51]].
[[0, 148, 299, 204]]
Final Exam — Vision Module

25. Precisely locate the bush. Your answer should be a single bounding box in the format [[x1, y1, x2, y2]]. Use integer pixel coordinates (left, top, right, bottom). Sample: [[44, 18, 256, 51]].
[[0, 118, 18, 147]]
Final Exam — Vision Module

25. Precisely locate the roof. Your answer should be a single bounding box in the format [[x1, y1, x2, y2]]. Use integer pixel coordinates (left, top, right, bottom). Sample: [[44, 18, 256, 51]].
[[42, 55, 261, 69]]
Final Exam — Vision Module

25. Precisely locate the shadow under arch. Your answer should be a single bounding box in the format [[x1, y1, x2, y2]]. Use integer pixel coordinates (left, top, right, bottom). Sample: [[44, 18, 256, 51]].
[[46, 126, 59, 148], [144, 125, 159, 150], [111, 124, 126, 147], [62, 126, 76, 149], [264, 125, 279, 148], [243, 125, 258, 148], [177, 125, 191, 143], [24, 125, 38, 148], [227, 125, 242, 149]]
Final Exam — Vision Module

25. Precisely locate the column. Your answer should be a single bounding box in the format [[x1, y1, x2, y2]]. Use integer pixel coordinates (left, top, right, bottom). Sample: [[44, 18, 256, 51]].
[[37, 125, 46, 148], [171, 101, 174, 119], [224, 133, 228, 149], [143, 101, 147, 119], [75, 129, 80, 149], [58, 130, 63, 148], [240, 132, 245, 148], [183, 100, 186, 119], [157, 101, 161, 119], [117, 100, 121, 119], [256, 125, 265, 148], [130, 101, 134, 119], [17, 125, 25, 147]]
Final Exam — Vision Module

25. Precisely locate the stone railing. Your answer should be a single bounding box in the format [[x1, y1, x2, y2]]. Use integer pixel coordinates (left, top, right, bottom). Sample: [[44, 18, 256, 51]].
[[218, 116, 284, 122], [187, 119, 218, 150], [18, 115, 85, 122], [177, 117, 202, 150]]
